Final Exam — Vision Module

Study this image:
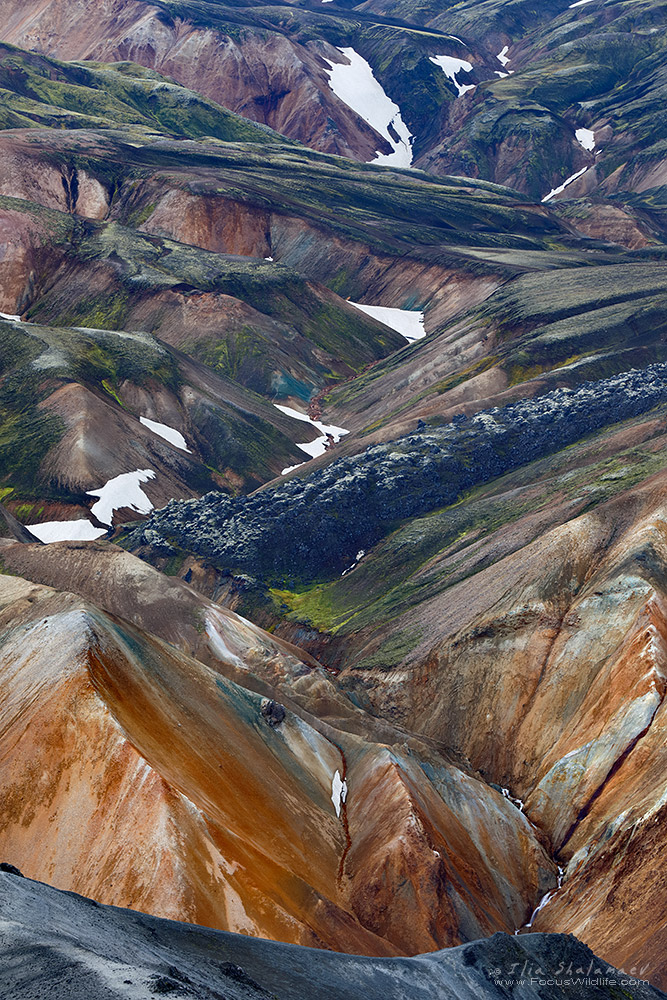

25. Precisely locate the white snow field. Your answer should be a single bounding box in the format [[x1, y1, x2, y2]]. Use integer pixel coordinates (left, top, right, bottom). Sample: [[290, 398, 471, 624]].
[[274, 403, 349, 475], [140, 416, 190, 452], [331, 770, 348, 818], [27, 520, 107, 544], [349, 301, 426, 342], [87, 469, 156, 526], [542, 166, 588, 202], [429, 54, 475, 97], [324, 47, 413, 167], [575, 127, 595, 151]]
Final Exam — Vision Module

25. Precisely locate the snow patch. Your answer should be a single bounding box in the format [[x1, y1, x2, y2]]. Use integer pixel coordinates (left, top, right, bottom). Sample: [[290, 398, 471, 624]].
[[323, 47, 413, 167], [205, 613, 248, 671], [275, 403, 349, 474], [348, 302, 426, 342], [575, 127, 595, 151], [0, 312, 20, 321], [140, 416, 190, 452], [342, 549, 366, 577], [497, 45, 510, 67], [542, 166, 588, 203], [569, 0, 595, 7], [430, 55, 475, 97], [501, 786, 525, 812], [87, 469, 155, 526], [331, 770, 348, 818], [27, 520, 107, 544], [281, 461, 307, 476]]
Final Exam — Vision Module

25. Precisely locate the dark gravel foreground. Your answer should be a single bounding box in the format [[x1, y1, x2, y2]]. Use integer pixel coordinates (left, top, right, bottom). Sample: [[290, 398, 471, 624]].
[[128, 364, 667, 582], [0, 873, 663, 1000]]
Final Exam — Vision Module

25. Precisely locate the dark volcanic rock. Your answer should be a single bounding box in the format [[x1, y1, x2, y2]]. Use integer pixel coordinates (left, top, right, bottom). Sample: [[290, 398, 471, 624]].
[[128, 363, 667, 583], [0, 862, 23, 876], [260, 699, 286, 728], [0, 873, 662, 1000]]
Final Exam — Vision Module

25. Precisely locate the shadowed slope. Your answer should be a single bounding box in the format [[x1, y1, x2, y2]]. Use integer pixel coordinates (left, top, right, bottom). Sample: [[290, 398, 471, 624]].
[[1, 873, 663, 1000]]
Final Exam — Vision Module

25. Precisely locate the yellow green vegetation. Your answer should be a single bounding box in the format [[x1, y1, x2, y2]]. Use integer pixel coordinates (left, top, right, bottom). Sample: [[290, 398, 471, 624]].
[[270, 584, 357, 633], [0, 45, 285, 144], [507, 362, 546, 386], [14, 503, 35, 519], [258, 412, 667, 655], [0, 408, 64, 492], [102, 379, 125, 406], [126, 202, 156, 228], [200, 328, 264, 380], [505, 351, 607, 386], [66, 292, 129, 332]]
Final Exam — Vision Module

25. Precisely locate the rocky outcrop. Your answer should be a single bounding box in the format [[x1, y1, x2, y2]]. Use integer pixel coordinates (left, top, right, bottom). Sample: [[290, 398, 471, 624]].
[[322, 259, 667, 451], [127, 364, 667, 581]]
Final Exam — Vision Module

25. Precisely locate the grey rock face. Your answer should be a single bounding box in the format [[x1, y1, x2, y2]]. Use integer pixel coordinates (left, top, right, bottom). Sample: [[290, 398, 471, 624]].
[[0, 874, 663, 1000]]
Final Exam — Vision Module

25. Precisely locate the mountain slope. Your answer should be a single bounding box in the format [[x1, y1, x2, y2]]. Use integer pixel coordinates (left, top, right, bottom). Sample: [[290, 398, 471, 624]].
[[0, 0, 666, 991], [2, 873, 663, 1000], [2, 0, 667, 207], [0, 314, 322, 530], [0, 41, 289, 142], [0, 545, 557, 954], [124, 366, 667, 984]]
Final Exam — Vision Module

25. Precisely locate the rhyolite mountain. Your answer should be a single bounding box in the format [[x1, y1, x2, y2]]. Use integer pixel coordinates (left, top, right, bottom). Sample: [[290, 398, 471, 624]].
[[0, 538, 560, 955], [0, 0, 666, 997], [1, 0, 667, 201]]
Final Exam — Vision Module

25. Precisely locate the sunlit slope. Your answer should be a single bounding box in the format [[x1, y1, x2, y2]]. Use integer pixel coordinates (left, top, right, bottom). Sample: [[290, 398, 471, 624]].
[[127, 369, 667, 984], [0, 549, 555, 955]]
